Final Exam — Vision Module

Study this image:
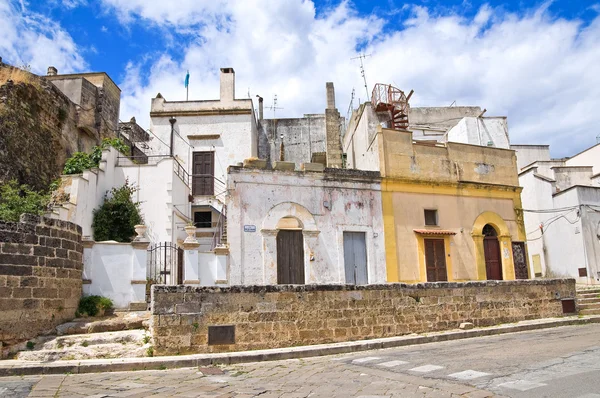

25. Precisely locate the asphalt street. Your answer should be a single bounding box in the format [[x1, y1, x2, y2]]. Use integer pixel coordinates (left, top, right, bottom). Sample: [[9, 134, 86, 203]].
[[1, 323, 600, 397]]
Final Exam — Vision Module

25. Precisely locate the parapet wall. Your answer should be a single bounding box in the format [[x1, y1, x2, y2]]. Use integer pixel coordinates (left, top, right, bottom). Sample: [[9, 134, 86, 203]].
[[0, 215, 83, 349], [151, 279, 575, 355]]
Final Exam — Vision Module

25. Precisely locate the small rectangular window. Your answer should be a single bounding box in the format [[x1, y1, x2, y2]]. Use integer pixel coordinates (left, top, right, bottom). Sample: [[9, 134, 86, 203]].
[[194, 211, 212, 228], [424, 209, 438, 226]]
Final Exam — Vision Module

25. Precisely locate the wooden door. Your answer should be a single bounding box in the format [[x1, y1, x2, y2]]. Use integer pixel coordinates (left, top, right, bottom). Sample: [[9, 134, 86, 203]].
[[424, 239, 447, 282], [343, 232, 368, 284], [276, 230, 305, 284], [484, 237, 503, 280], [192, 152, 214, 195]]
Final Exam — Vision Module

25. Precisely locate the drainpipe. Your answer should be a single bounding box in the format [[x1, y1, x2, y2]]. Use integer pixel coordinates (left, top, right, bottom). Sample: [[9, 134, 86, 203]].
[[169, 116, 176, 157]]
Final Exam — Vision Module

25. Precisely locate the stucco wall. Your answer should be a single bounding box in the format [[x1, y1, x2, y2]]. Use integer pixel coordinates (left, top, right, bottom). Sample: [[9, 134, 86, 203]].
[[389, 191, 521, 282], [150, 279, 575, 355], [82, 241, 147, 309], [446, 117, 509, 149], [511, 145, 551, 172], [260, 115, 326, 166], [565, 144, 600, 176], [342, 103, 383, 172], [227, 167, 386, 285], [56, 147, 189, 243], [378, 128, 519, 186]]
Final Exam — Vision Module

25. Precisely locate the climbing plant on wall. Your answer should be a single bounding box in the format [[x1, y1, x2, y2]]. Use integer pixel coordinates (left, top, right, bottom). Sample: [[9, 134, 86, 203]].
[[0, 180, 49, 222], [63, 138, 130, 175], [92, 180, 143, 242]]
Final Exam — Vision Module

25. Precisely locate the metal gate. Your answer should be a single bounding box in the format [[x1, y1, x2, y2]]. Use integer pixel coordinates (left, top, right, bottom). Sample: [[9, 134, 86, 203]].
[[147, 242, 183, 286], [512, 241, 529, 279]]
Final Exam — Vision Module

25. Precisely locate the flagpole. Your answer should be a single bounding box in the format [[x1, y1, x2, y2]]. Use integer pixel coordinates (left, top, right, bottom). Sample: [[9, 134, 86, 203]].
[[186, 84, 189, 101]]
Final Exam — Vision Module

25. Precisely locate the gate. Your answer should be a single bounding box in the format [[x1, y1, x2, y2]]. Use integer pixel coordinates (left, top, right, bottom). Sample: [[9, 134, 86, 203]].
[[147, 242, 183, 286], [512, 241, 529, 279]]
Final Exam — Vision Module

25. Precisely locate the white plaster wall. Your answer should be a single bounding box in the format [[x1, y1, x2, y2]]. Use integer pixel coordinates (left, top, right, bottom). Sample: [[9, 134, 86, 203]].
[[565, 144, 600, 176], [227, 169, 386, 285], [511, 145, 551, 172], [342, 104, 381, 172], [543, 189, 587, 282], [83, 243, 144, 309], [446, 117, 509, 149], [577, 187, 600, 283], [553, 167, 594, 192]]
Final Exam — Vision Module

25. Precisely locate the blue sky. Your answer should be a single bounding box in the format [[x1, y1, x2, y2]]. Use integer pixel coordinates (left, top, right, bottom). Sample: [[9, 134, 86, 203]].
[[2, 0, 600, 156]]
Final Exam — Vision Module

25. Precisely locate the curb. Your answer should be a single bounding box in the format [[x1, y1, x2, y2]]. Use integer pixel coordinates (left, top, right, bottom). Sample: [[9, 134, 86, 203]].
[[1, 315, 599, 376]]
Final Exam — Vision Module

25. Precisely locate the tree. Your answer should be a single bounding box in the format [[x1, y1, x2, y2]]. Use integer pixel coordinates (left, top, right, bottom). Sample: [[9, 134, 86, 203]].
[[0, 180, 48, 222], [92, 181, 143, 242]]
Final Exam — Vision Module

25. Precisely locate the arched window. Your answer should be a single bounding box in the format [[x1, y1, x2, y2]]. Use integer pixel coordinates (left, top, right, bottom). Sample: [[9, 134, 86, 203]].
[[483, 224, 498, 237]]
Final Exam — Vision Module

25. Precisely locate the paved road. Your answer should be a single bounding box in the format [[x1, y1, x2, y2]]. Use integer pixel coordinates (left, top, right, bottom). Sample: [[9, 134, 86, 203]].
[[2, 323, 600, 397]]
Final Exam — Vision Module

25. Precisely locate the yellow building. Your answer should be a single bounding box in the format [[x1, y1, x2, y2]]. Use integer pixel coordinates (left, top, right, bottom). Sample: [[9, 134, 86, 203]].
[[343, 101, 528, 283]]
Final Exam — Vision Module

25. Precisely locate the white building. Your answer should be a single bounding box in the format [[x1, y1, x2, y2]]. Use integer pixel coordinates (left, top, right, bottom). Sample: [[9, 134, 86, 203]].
[[148, 68, 259, 250], [513, 143, 600, 284], [226, 165, 387, 285]]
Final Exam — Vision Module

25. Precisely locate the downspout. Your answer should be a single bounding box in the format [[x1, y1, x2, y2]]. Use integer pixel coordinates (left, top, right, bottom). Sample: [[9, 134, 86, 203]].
[[169, 116, 176, 157]]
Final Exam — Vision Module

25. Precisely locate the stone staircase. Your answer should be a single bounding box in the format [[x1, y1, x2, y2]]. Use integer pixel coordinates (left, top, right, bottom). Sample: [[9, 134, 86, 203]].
[[576, 288, 600, 315], [8, 312, 153, 361]]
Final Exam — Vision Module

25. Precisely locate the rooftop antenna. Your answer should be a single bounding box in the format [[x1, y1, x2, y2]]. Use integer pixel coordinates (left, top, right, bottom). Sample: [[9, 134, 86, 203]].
[[351, 53, 371, 101], [266, 94, 283, 118], [247, 87, 251, 99], [597, 133, 600, 144], [346, 88, 355, 125]]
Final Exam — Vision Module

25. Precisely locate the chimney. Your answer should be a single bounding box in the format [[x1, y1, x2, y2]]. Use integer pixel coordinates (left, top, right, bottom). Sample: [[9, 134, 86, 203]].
[[256, 95, 263, 120], [47, 66, 58, 76], [220, 67, 235, 102], [326, 82, 335, 110]]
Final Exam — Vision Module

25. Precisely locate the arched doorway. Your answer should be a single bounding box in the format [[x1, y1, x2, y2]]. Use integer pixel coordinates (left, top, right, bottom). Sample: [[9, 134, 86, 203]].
[[276, 217, 305, 284], [483, 224, 503, 280]]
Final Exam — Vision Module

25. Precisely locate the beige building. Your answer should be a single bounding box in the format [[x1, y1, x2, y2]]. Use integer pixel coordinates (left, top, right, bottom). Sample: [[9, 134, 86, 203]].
[[343, 89, 527, 283]]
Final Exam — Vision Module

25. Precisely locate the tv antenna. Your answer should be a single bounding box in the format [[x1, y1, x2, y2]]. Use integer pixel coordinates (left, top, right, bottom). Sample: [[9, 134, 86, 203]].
[[346, 88, 355, 125], [351, 53, 371, 101], [266, 94, 283, 118]]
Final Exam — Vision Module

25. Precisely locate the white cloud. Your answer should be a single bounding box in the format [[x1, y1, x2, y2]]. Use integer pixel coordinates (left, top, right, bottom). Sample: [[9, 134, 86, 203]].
[[0, 0, 86, 74], [109, 1, 600, 157]]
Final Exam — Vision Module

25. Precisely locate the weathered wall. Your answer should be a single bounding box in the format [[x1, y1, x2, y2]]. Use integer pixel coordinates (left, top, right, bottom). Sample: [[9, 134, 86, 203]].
[[0, 215, 83, 348], [553, 166, 593, 192], [151, 279, 575, 354], [227, 166, 386, 285], [511, 145, 551, 172], [565, 144, 600, 176], [342, 103, 385, 172], [378, 128, 519, 186], [0, 63, 96, 190], [259, 115, 327, 166], [409, 106, 482, 130], [446, 117, 510, 149]]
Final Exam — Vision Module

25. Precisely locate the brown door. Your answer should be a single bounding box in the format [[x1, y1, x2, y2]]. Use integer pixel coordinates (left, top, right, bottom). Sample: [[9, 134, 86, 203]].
[[192, 152, 214, 195], [484, 237, 503, 280], [276, 230, 305, 284], [424, 239, 448, 282]]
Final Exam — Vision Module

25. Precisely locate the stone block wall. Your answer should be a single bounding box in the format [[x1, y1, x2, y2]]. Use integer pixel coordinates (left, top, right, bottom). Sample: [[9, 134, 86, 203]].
[[0, 215, 83, 347], [151, 279, 575, 355]]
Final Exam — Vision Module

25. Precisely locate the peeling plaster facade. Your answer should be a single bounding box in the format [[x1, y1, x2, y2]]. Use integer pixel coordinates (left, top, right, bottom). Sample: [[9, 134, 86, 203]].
[[227, 167, 386, 285]]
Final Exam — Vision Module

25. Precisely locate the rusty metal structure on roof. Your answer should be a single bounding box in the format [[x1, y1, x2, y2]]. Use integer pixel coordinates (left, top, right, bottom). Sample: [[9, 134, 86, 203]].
[[371, 84, 413, 130]]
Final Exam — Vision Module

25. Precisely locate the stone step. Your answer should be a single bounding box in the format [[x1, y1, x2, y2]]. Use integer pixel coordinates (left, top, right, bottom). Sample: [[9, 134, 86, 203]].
[[577, 292, 600, 299], [577, 288, 600, 295], [577, 297, 600, 304], [577, 303, 600, 310], [55, 311, 150, 336], [16, 330, 150, 361], [579, 308, 600, 316]]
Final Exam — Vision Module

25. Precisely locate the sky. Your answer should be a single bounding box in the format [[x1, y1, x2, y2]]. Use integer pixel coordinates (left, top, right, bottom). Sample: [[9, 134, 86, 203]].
[[1, 0, 599, 157]]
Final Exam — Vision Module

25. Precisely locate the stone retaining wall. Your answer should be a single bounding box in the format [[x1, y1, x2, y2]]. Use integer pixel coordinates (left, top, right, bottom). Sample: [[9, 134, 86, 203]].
[[0, 214, 83, 348], [151, 279, 575, 355]]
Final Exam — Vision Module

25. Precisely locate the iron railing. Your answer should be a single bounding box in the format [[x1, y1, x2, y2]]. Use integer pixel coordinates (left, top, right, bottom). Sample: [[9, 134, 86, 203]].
[[212, 205, 227, 250]]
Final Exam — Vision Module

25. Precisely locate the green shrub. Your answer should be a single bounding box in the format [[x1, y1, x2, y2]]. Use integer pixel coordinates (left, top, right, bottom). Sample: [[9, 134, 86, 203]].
[[63, 152, 94, 175], [26, 341, 35, 350], [92, 181, 143, 242], [63, 138, 130, 175], [78, 295, 114, 317], [0, 180, 49, 222]]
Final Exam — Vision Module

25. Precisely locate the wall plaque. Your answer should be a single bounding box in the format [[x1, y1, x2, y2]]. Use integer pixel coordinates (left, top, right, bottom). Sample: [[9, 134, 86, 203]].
[[208, 325, 235, 345]]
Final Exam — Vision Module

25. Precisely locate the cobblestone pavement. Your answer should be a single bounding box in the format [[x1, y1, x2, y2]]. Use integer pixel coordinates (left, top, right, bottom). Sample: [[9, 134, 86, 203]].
[[2, 323, 600, 397], [0, 356, 497, 398]]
